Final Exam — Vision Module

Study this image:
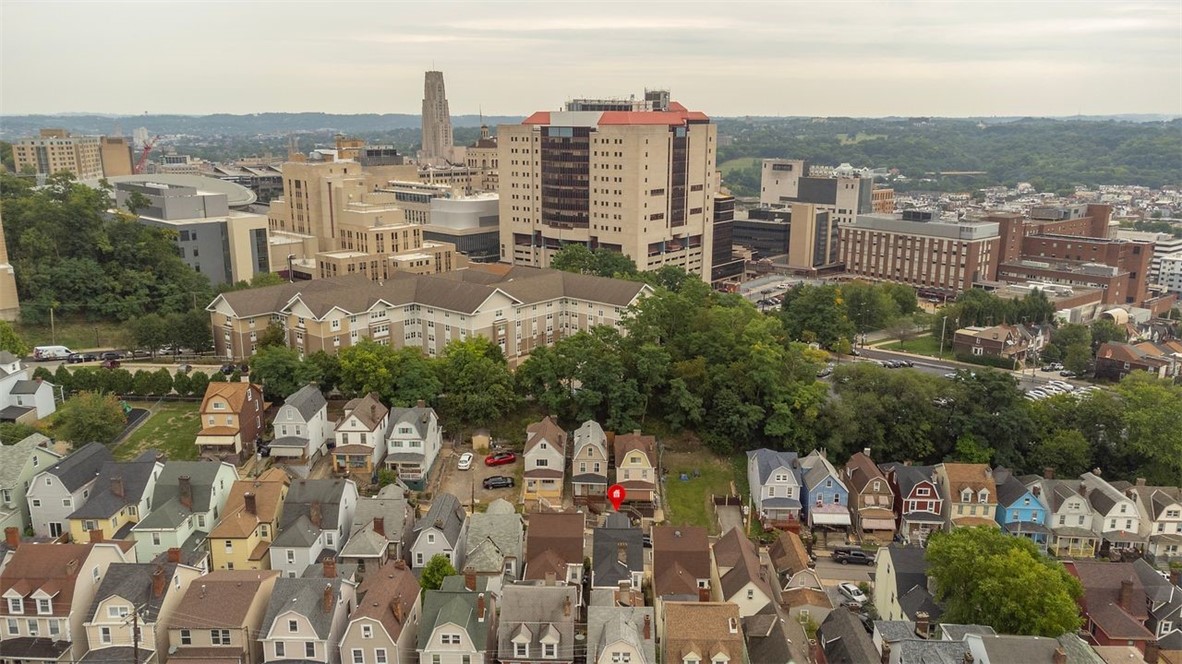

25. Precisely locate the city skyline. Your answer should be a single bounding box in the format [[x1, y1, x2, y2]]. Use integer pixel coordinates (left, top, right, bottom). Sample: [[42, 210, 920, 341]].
[[1, 1, 1180, 118]]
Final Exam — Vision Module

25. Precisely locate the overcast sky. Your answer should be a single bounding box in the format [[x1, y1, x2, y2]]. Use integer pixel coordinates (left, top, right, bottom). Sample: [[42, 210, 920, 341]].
[[2, 1, 1180, 117]]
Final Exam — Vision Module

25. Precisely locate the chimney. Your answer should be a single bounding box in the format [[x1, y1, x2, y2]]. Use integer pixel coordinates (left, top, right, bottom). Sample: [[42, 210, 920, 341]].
[[309, 501, 322, 528], [323, 558, 337, 579], [1044, 467, 1057, 479], [110, 476, 124, 499], [65, 559, 79, 576], [633, 429, 641, 436], [1092, 467, 1102, 477], [5, 527, 20, 550], [155, 452, 166, 464], [963, 652, 974, 664], [89, 529, 104, 543], [562, 595, 571, 617], [698, 586, 710, 602], [1052, 647, 1067, 664], [619, 579, 632, 593], [617, 541, 628, 568], [915, 611, 930, 638], [1170, 568, 1181, 587], [545, 572, 556, 587], [416, 399, 426, 409], [1145, 640, 1160, 664], [178, 476, 193, 510], [881, 643, 891, 664], [1119, 578, 1134, 611], [372, 517, 385, 538], [643, 614, 651, 640], [1032, 485, 1041, 497], [244, 492, 257, 515], [167, 547, 181, 563], [465, 567, 477, 591], [393, 593, 405, 623], [477, 593, 486, 622], [393, 559, 407, 570], [152, 564, 166, 598], [323, 583, 333, 613], [728, 617, 738, 634], [1135, 477, 1146, 487]]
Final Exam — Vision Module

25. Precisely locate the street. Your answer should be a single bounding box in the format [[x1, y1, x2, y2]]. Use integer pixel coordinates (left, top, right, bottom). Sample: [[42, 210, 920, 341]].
[[852, 346, 1089, 392]]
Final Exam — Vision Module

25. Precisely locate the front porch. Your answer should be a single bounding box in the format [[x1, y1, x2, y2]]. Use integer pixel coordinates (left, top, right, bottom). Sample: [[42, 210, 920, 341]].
[[525, 469, 564, 501], [1049, 528, 1099, 558], [1003, 521, 1050, 551], [333, 444, 377, 474], [268, 436, 313, 461], [902, 513, 943, 545], [196, 428, 246, 461], [385, 454, 429, 490], [572, 477, 607, 505]]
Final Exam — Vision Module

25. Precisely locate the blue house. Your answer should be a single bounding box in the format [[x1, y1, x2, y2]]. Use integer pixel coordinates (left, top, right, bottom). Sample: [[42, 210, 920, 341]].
[[995, 470, 1050, 549], [798, 450, 851, 531]]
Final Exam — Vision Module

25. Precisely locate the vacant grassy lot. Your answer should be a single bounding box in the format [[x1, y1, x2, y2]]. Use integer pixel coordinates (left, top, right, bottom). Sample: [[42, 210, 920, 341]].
[[663, 450, 740, 534], [15, 319, 128, 351], [837, 132, 887, 145], [879, 334, 945, 358], [112, 401, 201, 461], [718, 156, 759, 176]]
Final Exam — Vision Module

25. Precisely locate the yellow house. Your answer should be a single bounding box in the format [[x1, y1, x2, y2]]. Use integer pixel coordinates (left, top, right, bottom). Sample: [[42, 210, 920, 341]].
[[209, 468, 289, 571], [523, 417, 567, 503], [68, 451, 163, 543]]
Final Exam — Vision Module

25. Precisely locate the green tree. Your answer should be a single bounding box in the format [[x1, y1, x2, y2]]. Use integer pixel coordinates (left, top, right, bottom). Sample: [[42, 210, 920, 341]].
[[249, 272, 285, 288], [0, 422, 40, 445], [256, 323, 287, 349], [306, 351, 341, 394], [0, 321, 30, 357], [952, 434, 993, 463], [189, 370, 210, 397], [53, 364, 74, 393], [549, 244, 638, 278], [208, 371, 227, 383], [32, 366, 54, 383], [123, 191, 151, 215], [131, 370, 153, 396], [926, 527, 1082, 637], [171, 371, 193, 396], [54, 392, 128, 445], [419, 554, 457, 591], [1115, 372, 1182, 485], [1028, 429, 1091, 479], [128, 313, 169, 356], [1089, 319, 1127, 348], [1063, 344, 1092, 375], [250, 346, 320, 400], [104, 368, 134, 395], [780, 284, 856, 348], [436, 338, 517, 426], [337, 339, 395, 398], [149, 368, 174, 395], [842, 281, 899, 334]]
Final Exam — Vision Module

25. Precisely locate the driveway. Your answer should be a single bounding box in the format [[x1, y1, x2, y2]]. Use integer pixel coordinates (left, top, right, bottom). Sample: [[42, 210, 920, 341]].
[[437, 448, 521, 509], [716, 504, 744, 534]]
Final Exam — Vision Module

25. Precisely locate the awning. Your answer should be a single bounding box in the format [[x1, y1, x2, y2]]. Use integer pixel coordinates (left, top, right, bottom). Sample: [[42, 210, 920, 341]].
[[811, 512, 852, 526], [862, 518, 896, 531], [194, 435, 237, 448]]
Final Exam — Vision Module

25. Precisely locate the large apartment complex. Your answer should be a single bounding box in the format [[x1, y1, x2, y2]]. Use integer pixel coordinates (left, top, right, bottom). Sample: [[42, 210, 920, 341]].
[[498, 92, 720, 280], [206, 264, 652, 365], [12, 129, 104, 180]]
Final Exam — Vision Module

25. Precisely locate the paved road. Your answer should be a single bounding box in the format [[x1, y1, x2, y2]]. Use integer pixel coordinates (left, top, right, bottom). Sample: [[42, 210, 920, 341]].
[[850, 347, 1089, 392], [813, 557, 874, 585]]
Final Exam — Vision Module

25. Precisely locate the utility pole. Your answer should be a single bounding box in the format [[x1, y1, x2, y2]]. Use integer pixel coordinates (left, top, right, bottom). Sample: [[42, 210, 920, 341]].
[[938, 315, 948, 359], [132, 607, 141, 664]]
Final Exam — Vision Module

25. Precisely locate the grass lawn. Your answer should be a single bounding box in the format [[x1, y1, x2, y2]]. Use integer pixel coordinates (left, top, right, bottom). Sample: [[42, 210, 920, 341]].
[[837, 132, 887, 145], [663, 451, 740, 533], [879, 334, 945, 358], [718, 156, 759, 176], [112, 401, 201, 461], [15, 319, 128, 351]]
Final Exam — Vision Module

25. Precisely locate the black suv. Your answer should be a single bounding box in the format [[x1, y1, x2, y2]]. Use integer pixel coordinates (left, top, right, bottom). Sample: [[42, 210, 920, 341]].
[[831, 548, 875, 565], [483, 476, 515, 490], [100, 351, 124, 361]]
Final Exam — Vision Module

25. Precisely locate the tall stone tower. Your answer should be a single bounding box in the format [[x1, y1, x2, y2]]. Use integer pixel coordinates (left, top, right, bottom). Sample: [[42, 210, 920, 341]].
[[0, 209, 21, 321], [420, 70, 455, 165]]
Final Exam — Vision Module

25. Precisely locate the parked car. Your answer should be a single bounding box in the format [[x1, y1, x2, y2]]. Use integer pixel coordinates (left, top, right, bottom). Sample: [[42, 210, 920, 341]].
[[101, 359, 121, 370], [177, 363, 192, 374], [838, 582, 869, 605], [220, 363, 237, 375], [483, 475, 515, 490], [457, 452, 474, 471], [1059, 370, 1078, 378], [67, 352, 98, 364], [485, 451, 517, 467], [1041, 363, 1064, 372], [100, 351, 125, 361], [831, 548, 875, 566], [816, 366, 834, 378]]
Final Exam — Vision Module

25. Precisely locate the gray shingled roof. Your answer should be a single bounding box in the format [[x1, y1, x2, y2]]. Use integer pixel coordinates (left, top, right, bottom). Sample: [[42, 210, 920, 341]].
[[280, 479, 351, 531], [87, 563, 178, 625], [68, 452, 160, 519], [414, 492, 465, 548], [885, 545, 944, 621], [496, 585, 578, 660], [746, 448, 799, 485], [799, 451, 844, 491], [572, 420, 607, 458], [419, 576, 493, 651], [464, 499, 523, 575], [592, 514, 643, 587], [744, 613, 793, 664], [588, 605, 655, 664], [388, 406, 435, 440], [44, 442, 112, 492], [996, 475, 1035, 508], [281, 384, 327, 422], [260, 575, 346, 640], [10, 380, 43, 395], [274, 514, 322, 548], [0, 351, 20, 364], [819, 608, 879, 664], [888, 465, 939, 501], [341, 493, 412, 558], [0, 434, 57, 489], [134, 460, 226, 529], [1080, 472, 1122, 516]]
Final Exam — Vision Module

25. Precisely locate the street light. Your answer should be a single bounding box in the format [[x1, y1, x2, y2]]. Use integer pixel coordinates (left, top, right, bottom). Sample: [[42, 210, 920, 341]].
[[939, 315, 948, 360]]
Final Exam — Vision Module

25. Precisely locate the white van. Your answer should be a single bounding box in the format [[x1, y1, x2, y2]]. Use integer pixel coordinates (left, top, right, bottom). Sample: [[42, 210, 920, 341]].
[[32, 345, 73, 361]]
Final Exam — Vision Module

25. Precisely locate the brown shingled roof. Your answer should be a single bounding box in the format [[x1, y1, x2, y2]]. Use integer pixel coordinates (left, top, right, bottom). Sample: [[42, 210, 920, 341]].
[[200, 382, 264, 415], [524, 416, 567, 455], [209, 468, 289, 539], [0, 543, 108, 617], [941, 463, 998, 498], [652, 526, 710, 597], [351, 561, 420, 640], [768, 530, 811, 576], [845, 452, 887, 493], [524, 512, 584, 580], [339, 393, 389, 431], [613, 432, 655, 467], [170, 570, 280, 629], [663, 602, 746, 662]]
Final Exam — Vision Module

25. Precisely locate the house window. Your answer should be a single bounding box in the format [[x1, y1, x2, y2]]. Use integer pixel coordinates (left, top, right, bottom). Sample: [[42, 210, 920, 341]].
[[5, 618, 16, 636], [544, 643, 557, 658], [305, 642, 315, 657], [225, 540, 234, 554], [427, 533, 435, 544], [961, 489, 972, 502], [211, 629, 230, 645], [978, 490, 989, 504], [612, 653, 632, 663], [276, 642, 285, 657], [287, 550, 295, 564], [289, 619, 298, 632], [48, 619, 60, 637], [7, 598, 22, 614], [873, 481, 881, 492], [376, 649, 388, 664], [326, 533, 334, 547], [100, 627, 112, 644], [26, 619, 37, 636], [180, 629, 191, 645], [515, 643, 529, 658], [442, 634, 461, 644], [917, 487, 930, 496], [152, 533, 161, 546], [361, 624, 372, 639], [747, 589, 755, 600], [352, 649, 364, 664], [108, 606, 129, 619]]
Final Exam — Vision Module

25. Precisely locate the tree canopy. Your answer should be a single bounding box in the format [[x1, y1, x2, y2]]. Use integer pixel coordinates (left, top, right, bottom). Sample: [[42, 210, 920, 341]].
[[53, 392, 127, 445]]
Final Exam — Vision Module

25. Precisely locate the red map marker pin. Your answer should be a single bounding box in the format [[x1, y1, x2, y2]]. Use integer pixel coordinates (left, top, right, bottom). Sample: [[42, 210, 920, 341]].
[[607, 484, 627, 511]]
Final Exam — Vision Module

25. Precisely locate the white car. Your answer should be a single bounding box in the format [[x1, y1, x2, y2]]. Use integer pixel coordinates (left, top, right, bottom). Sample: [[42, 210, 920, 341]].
[[838, 582, 869, 605], [1049, 381, 1075, 392], [457, 452, 474, 471]]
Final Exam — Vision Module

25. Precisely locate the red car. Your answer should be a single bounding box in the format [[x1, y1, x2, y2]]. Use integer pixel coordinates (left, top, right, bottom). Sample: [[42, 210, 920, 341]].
[[484, 452, 517, 466]]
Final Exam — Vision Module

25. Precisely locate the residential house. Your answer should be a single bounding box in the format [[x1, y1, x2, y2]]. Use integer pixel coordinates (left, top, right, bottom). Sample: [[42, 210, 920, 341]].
[[1066, 561, 1155, 653], [1095, 341, 1176, 381], [769, 531, 832, 624], [571, 420, 609, 507], [661, 601, 747, 664], [166, 569, 281, 664], [332, 393, 390, 475], [417, 572, 497, 664], [844, 451, 896, 541], [209, 467, 290, 571], [384, 402, 443, 490], [27, 442, 113, 539], [522, 416, 567, 504], [496, 584, 578, 664], [409, 492, 467, 570], [613, 431, 658, 508], [523, 512, 585, 587], [817, 606, 878, 664], [952, 323, 1040, 364], [195, 381, 267, 463], [131, 460, 238, 566], [880, 463, 943, 546], [746, 448, 802, 525], [0, 351, 57, 422], [650, 525, 711, 603], [339, 485, 414, 579], [68, 451, 163, 544], [873, 545, 943, 623], [1113, 480, 1182, 568], [1025, 474, 1101, 559], [0, 434, 60, 535], [871, 619, 979, 664], [591, 514, 643, 591], [710, 527, 776, 618], [963, 633, 1108, 664], [933, 463, 998, 531], [460, 498, 524, 580], [268, 383, 331, 463], [1134, 559, 1182, 659], [798, 450, 850, 532], [0, 541, 135, 663], [1080, 471, 1144, 556], [270, 478, 359, 577], [339, 559, 420, 664], [994, 469, 1050, 550], [744, 614, 794, 664], [587, 603, 655, 664], [79, 561, 202, 663], [260, 558, 357, 663]]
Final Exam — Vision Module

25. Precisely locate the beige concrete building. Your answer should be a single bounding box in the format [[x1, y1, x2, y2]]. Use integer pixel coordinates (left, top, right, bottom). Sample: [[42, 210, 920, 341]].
[[12, 128, 103, 179], [0, 209, 19, 321], [787, 202, 840, 271], [206, 264, 652, 365], [465, 124, 499, 192], [498, 97, 719, 280], [99, 136, 134, 177], [420, 70, 456, 165], [760, 158, 875, 226]]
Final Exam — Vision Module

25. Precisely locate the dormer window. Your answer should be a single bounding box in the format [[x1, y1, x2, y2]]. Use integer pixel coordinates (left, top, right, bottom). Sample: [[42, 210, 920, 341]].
[[873, 481, 881, 492], [917, 487, 930, 497], [961, 489, 973, 502], [543, 643, 557, 658], [978, 490, 989, 504], [7, 598, 22, 614], [514, 643, 529, 658], [36, 599, 50, 615], [213, 402, 225, 410]]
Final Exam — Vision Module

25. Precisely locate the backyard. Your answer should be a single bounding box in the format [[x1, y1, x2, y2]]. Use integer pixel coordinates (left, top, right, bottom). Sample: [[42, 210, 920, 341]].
[[662, 450, 745, 534], [878, 334, 945, 358], [112, 401, 201, 461]]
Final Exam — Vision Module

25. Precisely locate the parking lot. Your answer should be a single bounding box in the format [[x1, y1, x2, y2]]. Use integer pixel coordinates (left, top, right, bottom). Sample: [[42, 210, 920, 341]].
[[437, 446, 521, 508]]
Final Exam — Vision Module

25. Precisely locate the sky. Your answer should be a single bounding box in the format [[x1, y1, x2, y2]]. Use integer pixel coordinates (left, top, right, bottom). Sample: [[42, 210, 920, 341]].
[[2, 1, 1180, 118]]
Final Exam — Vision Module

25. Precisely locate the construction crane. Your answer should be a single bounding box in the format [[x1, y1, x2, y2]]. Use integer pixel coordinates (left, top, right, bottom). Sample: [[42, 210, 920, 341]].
[[133, 135, 161, 174]]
